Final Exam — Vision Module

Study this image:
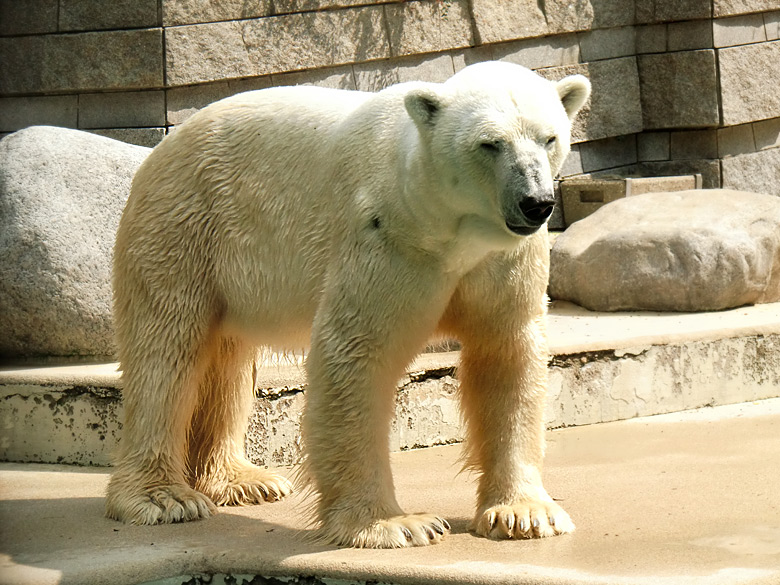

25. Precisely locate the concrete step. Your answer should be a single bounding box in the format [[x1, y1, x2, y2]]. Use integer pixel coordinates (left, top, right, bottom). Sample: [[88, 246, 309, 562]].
[[1, 301, 779, 467], [2, 399, 780, 585]]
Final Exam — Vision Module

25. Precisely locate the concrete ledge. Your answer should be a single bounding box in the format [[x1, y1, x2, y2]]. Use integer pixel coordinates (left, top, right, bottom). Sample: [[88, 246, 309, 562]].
[[2, 399, 779, 585], [2, 302, 779, 466]]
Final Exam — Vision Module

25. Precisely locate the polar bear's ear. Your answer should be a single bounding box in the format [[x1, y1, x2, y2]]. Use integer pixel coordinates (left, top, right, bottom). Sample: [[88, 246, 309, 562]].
[[405, 87, 445, 129], [556, 75, 591, 120]]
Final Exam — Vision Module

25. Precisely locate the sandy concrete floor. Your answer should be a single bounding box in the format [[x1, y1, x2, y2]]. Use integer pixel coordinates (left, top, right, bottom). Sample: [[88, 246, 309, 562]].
[[2, 399, 779, 585]]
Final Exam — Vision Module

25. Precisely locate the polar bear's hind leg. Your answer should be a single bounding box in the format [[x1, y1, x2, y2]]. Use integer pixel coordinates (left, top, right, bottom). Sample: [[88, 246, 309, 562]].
[[105, 288, 218, 525], [188, 336, 293, 507]]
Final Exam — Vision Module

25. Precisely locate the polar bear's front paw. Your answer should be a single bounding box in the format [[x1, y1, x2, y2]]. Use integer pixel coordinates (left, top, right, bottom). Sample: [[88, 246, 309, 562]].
[[198, 462, 293, 507], [106, 483, 217, 525], [326, 513, 451, 548], [473, 500, 574, 540]]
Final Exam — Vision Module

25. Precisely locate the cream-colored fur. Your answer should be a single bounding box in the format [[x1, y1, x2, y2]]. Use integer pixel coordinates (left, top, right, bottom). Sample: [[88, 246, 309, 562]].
[[105, 61, 590, 547]]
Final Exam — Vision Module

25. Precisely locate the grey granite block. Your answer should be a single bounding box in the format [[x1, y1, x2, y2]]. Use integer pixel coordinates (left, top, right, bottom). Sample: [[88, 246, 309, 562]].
[[165, 7, 389, 86], [78, 91, 165, 129], [638, 50, 720, 129], [0, 96, 78, 132], [0, 29, 163, 95], [719, 40, 780, 125]]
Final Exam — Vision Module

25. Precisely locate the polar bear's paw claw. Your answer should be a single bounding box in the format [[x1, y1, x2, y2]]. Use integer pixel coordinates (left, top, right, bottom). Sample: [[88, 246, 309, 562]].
[[474, 500, 574, 540], [328, 513, 451, 548], [199, 464, 293, 507], [107, 483, 216, 525]]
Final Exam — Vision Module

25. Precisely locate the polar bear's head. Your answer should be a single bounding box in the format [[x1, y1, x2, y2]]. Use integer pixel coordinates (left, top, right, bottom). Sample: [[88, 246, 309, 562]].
[[404, 62, 590, 237]]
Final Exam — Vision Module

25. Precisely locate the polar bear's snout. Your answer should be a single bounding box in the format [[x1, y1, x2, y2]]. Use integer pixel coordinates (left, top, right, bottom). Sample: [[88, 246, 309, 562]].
[[501, 157, 556, 235], [505, 191, 555, 235], [518, 192, 555, 225]]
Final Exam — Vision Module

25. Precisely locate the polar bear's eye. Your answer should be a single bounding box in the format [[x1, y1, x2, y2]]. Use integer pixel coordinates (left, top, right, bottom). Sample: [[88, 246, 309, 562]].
[[480, 140, 501, 154]]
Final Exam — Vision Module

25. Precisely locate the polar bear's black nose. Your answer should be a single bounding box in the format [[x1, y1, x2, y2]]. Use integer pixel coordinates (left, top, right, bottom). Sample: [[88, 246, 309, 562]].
[[519, 199, 555, 225]]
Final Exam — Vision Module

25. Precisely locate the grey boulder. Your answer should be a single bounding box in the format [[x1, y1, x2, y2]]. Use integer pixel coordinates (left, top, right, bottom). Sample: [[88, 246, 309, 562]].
[[0, 126, 151, 359], [549, 189, 780, 312]]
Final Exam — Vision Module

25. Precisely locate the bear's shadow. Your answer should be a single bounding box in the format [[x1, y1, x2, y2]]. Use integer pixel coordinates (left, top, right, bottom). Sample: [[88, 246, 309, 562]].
[[2, 489, 477, 582]]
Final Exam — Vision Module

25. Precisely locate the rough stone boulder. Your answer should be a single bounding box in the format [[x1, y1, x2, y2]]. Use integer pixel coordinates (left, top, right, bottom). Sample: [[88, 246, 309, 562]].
[[549, 189, 780, 312], [0, 126, 150, 358]]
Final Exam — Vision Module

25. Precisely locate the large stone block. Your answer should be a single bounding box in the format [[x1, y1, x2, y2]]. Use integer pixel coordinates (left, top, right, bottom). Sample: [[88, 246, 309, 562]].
[[539, 57, 643, 143], [0, 96, 78, 132], [451, 45, 494, 71], [471, 0, 547, 44], [577, 26, 636, 62], [717, 123, 757, 157], [753, 117, 780, 150], [637, 131, 671, 161], [638, 50, 720, 129], [161, 0, 383, 26], [166, 82, 233, 126], [0, 0, 58, 35], [0, 127, 150, 358], [0, 29, 163, 95], [636, 0, 711, 23], [668, 20, 714, 51], [578, 135, 638, 172], [721, 147, 780, 197], [714, 0, 779, 17], [384, 0, 472, 57], [637, 159, 722, 189], [272, 65, 356, 90], [163, 0, 272, 26], [354, 53, 455, 92], [165, 7, 388, 86], [58, 0, 159, 32], [78, 90, 166, 129], [767, 11, 780, 40], [670, 129, 718, 160], [713, 13, 767, 47], [545, 0, 634, 33], [636, 24, 667, 54], [719, 40, 780, 125], [166, 77, 282, 127], [549, 189, 780, 312], [493, 34, 580, 70], [167, 68, 355, 128]]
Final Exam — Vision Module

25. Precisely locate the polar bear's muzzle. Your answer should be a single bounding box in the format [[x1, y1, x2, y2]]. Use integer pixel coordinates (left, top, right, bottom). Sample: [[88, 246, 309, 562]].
[[501, 154, 555, 236], [504, 190, 556, 236]]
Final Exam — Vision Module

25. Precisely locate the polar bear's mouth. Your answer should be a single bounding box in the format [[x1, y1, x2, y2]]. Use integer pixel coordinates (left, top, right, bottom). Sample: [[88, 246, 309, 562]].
[[505, 222, 543, 236]]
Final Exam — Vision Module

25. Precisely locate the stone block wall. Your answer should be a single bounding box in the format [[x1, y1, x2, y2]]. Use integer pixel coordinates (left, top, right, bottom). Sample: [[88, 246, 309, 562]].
[[1, 0, 779, 227]]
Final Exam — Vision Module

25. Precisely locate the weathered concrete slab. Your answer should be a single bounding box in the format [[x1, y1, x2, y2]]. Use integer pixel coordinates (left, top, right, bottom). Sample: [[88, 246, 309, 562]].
[[3, 303, 779, 467]]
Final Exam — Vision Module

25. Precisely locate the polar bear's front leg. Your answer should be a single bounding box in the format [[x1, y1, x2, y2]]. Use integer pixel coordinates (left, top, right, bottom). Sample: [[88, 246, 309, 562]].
[[440, 241, 575, 540], [457, 319, 575, 540], [302, 245, 454, 548]]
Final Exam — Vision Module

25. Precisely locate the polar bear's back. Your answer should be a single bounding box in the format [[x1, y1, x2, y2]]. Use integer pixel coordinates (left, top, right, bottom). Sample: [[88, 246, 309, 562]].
[[120, 86, 377, 347]]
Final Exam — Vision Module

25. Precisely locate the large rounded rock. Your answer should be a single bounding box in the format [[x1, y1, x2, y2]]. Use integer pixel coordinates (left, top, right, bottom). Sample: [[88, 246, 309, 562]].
[[549, 189, 780, 312], [0, 126, 150, 359]]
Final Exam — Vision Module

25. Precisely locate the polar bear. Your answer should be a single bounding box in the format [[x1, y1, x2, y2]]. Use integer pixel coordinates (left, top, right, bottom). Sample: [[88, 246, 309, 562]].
[[105, 61, 590, 548]]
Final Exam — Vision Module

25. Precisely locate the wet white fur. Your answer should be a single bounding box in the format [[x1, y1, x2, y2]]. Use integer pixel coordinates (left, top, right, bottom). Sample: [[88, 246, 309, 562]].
[[105, 61, 590, 547]]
